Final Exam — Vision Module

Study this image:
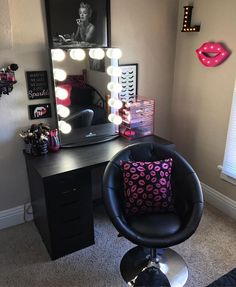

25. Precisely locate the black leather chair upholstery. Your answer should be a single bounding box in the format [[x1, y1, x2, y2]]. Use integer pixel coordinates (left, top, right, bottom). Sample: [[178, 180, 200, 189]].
[[66, 108, 94, 129], [103, 142, 204, 286]]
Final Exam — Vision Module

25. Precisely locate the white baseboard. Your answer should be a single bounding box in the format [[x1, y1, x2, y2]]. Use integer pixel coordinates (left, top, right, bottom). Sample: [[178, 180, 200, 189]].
[[0, 204, 33, 230], [0, 185, 235, 230], [201, 182, 236, 220]]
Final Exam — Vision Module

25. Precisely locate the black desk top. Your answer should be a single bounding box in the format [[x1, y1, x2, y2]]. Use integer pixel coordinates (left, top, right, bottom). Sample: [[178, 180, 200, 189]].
[[24, 135, 174, 179]]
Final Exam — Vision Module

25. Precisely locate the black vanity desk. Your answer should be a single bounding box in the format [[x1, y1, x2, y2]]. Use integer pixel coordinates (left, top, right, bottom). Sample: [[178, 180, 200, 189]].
[[24, 135, 174, 260]]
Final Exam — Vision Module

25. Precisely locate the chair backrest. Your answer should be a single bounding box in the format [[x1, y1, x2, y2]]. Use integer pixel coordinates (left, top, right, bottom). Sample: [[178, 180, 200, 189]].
[[77, 109, 94, 127], [66, 108, 94, 128]]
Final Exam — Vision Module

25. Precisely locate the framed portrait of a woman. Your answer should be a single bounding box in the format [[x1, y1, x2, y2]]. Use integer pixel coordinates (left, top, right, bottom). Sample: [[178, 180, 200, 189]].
[[44, 0, 111, 49]]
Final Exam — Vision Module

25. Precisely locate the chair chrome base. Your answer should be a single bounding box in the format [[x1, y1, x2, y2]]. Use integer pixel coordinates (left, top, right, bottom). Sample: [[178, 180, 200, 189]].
[[120, 246, 188, 287]]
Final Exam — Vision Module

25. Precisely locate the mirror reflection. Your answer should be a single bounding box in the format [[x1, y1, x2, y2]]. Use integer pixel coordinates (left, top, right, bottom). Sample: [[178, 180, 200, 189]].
[[52, 48, 120, 147]]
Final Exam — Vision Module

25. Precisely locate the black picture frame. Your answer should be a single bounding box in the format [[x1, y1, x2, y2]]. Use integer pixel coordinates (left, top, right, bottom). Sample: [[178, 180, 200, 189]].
[[28, 104, 52, 120], [44, 0, 111, 49], [118, 63, 138, 103], [26, 71, 50, 100]]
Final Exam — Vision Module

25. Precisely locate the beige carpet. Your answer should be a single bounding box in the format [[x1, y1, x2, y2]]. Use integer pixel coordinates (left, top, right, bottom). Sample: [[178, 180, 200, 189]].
[[0, 203, 235, 287]]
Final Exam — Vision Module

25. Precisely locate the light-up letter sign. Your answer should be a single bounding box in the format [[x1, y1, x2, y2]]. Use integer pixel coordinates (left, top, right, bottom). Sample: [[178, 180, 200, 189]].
[[181, 6, 200, 32]]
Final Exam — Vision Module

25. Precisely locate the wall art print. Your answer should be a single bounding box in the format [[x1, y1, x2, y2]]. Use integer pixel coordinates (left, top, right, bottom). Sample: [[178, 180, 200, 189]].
[[44, 0, 111, 49], [26, 71, 50, 100], [196, 42, 230, 67], [28, 103, 52, 120], [118, 64, 138, 103]]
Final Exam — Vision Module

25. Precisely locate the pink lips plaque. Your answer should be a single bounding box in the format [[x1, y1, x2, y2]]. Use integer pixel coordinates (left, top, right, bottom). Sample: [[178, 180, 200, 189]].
[[196, 42, 230, 67]]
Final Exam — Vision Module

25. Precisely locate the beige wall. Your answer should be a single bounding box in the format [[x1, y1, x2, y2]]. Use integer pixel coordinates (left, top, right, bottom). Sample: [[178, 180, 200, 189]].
[[1, 0, 234, 213], [111, 0, 179, 138], [0, 0, 55, 211], [0, 0, 179, 211], [171, 0, 236, 200]]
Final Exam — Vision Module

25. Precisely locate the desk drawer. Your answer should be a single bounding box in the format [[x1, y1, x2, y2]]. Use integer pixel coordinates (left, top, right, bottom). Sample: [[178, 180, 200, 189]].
[[51, 231, 95, 259], [48, 194, 93, 228], [52, 215, 94, 238], [54, 202, 87, 221], [44, 169, 92, 206]]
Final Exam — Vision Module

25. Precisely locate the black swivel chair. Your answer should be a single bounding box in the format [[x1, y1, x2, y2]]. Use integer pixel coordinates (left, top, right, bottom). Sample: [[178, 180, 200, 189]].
[[103, 142, 204, 286]]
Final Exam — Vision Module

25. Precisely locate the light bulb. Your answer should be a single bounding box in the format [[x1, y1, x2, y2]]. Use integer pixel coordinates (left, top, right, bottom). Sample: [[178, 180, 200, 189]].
[[107, 82, 122, 93], [55, 87, 69, 100], [113, 99, 123, 109], [108, 98, 123, 109], [89, 49, 95, 58], [51, 49, 66, 62], [108, 113, 116, 123], [53, 68, 67, 81], [59, 121, 72, 134], [70, 49, 86, 61], [89, 48, 105, 60], [57, 105, 70, 118], [106, 66, 122, 77], [106, 48, 122, 59], [113, 115, 123, 125], [108, 113, 122, 125], [108, 98, 116, 107], [94, 48, 105, 59]]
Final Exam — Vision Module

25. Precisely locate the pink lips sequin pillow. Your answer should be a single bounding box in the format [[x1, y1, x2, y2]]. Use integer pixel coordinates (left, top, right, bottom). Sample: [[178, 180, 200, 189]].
[[120, 159, 174, 216]]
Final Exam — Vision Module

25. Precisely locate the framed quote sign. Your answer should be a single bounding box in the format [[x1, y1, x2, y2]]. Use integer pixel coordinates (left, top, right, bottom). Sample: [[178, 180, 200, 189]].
[[26, 71, 50, 100]]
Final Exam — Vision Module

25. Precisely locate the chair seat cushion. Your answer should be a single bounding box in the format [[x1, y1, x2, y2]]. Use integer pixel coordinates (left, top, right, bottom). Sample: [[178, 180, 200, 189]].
[[127, 212, 181, 238]]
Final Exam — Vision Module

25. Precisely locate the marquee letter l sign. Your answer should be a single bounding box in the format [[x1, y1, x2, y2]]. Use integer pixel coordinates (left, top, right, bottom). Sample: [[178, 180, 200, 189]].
[[181, 6, 200, 32]]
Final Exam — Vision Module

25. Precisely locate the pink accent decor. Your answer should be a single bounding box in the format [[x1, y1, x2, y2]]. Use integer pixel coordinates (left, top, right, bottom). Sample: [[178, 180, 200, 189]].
[[56, 84, 72, 106], [196, 42, 230, 67], [119, 99, 155, 140], [120, 159, 174, 216]]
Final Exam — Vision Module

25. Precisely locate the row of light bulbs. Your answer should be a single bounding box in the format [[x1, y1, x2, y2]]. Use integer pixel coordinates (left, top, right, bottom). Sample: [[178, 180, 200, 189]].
[[52, 48, 122, 62], [53, 47, 124, 134], [54, 68, 123, 94]]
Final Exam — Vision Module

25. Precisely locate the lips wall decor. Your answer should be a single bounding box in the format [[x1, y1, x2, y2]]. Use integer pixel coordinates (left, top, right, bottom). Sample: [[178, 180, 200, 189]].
[[196, 42, 230, 67]]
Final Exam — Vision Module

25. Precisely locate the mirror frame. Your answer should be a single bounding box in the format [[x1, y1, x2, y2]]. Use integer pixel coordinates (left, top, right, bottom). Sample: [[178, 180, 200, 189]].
[[49, 48, 123, 148]]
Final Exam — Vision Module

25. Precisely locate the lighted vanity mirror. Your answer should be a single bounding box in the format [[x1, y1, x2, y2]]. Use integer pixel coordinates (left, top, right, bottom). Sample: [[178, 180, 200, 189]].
[[52, 48, 120, 147]]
